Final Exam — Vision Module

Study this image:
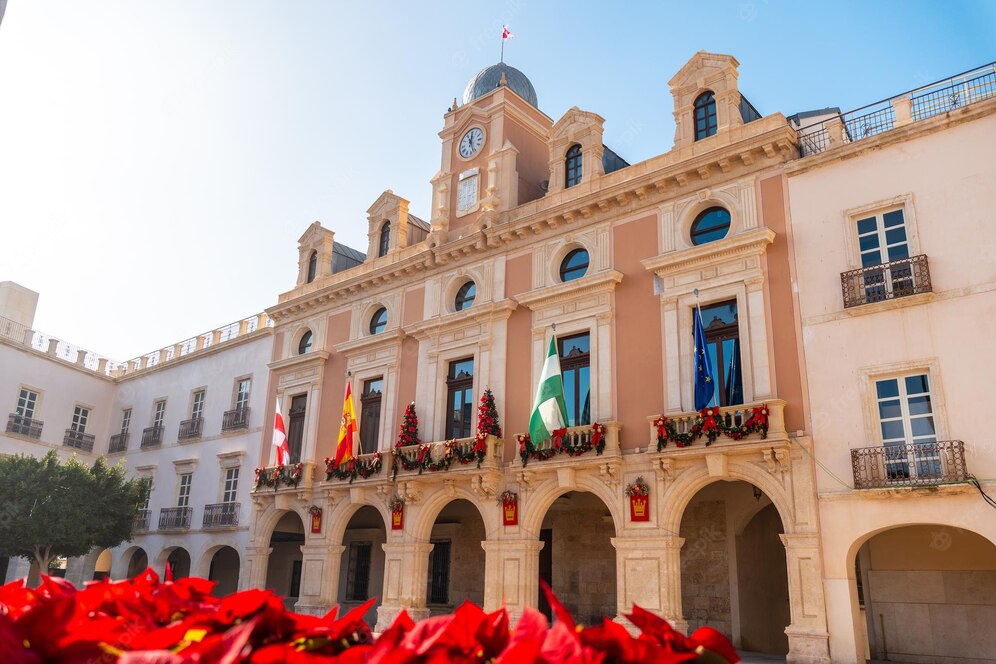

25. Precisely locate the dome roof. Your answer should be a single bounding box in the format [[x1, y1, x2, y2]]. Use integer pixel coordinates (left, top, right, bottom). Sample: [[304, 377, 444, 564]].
[[462, 63, 538, 109]]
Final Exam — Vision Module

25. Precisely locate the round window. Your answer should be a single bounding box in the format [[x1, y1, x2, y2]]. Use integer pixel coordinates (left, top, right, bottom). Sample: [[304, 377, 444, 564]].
[[690, 207, 731, 245], [297, 330, 313, 355], [454, 281, 476, 311], [559, 248, 590, 282], [369, 307, 388, 335]]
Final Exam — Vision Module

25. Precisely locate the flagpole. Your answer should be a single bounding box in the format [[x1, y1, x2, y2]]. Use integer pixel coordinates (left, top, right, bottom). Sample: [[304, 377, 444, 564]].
[[500, 32, 504, 64]]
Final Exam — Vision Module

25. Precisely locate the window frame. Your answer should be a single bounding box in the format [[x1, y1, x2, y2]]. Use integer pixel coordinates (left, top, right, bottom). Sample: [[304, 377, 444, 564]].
[[456, 168, 480, 216], [454, 281, 477, 312], [843, 194, 921, 271], [222, 467, 239, 504], [190, 389, 206, 421], [378, 221, 391, 257], [346, 541, 374, 601], [297, 330, 313, 355], [234, 377, 252, 411], [152, 399, 167, 429], [699, 299, 744, 407], [426, 539, 452, 605], [120, 408, 132, 435], [559, 248, 590, 283], [359, 378, 384, 454], [558, 333, 591, 428], [306, 250, 317, 283], [565, 143, 583, 188], [15, 387, 40, 419], [694, 91, 718, 140], [444, 358, 475, 440], [176, 473, 193, 508], [71, 405, 90, 434], [690, 207, 732, 246], [369, 308, 388, 335]]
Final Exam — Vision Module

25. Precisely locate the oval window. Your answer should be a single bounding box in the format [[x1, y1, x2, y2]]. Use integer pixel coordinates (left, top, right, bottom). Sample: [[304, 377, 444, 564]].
[[454, 281, 476, 311], [297, 330, 313, 355], [559, 248, 590, 282], [369, 307, 388, 335], [690, 207, 731, 245]]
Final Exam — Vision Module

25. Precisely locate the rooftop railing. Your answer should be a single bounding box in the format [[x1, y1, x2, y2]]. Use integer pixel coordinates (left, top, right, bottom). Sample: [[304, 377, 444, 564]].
[[797, 62, 996, 156]]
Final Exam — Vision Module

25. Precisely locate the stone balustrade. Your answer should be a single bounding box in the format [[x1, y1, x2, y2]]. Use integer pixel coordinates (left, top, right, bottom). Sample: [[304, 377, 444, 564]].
[[393, 434, 503, 477], [646, 399, 786, 452]]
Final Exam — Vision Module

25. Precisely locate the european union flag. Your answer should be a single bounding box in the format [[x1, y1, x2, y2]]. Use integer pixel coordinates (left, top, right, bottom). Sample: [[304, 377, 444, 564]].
[[693, 304, 716, 410]]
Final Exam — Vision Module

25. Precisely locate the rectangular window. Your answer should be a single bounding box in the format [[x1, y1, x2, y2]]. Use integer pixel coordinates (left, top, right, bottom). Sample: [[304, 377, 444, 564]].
[[445, 359, 474, 439], [875, 373, 939, 481], [235, 378, 251, 411], [346, 542, 373, 601], [120, 408, 132, 435], [153, 400, 167, 428], [177, 473, 192, 507], [222, 467, 239, 503], [427, 539, 451, 605], [456, 169, 478, 213], [700, 300, 744, 407], [558, 334, 591, 427], [286, 395, 307, 464], [855, 209, 916, 301], [359, 378, 383, 454], [16, 388, 38, 418], [71, 406, 90, 434], [139, 477, 153, 510], [191, 390, 205, 420]]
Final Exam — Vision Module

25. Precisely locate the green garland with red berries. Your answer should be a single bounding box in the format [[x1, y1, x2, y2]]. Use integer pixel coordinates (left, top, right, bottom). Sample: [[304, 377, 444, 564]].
[[653, 405, 769, 451], [517, 422, 607, 466], [253, 463, 304, 490], [324, 452, 383, 483]]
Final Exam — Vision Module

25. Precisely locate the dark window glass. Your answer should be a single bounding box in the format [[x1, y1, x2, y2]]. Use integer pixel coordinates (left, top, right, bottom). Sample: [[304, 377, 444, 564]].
[[286, 394, 307, 464], [306, 251, 317, 283], [700, 300, 743, 407], [565, 144, 583, 188], [378, 222, 391, 258], [694, 91, 718, 140], [454, 281, 476, 311], [445, 358, 474, 439], [690, 207, 731, 245], [346, 542, 372, 601], [297, 331, 313, 355], [427, 540, 451, 604], [359, 378, 383, 454], [558, 333, 591, 427], [559, 248, 589, 282], [369, 307, 388, 335], [289, 559, 302, 598]]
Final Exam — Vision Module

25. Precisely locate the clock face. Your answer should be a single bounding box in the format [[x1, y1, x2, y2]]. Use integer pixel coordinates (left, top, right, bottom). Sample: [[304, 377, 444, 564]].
[[459, 128, 484, 158]]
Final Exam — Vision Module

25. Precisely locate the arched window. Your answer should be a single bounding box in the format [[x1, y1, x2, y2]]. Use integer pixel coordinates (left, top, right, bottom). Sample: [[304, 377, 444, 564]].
[[694, 91, 718, 141], [369, 307, 388, 335], [306, 251, 317, 283], [297, 330, 313, 355], [454, 281, 476, 311], [565, 144, 583, 188], [690, 207, 732, 245], [378, 221, 391, 257], [559, 248, 590, 282]]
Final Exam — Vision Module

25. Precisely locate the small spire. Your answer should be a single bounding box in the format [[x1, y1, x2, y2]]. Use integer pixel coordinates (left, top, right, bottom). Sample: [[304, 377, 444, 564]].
[[499, 71, 507, 87]]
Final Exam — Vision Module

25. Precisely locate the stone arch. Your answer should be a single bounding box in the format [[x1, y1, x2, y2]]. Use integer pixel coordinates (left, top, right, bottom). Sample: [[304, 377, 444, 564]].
[[203, 545, 241, 597], [844, 520, 996, 578], [661, 461, 795, 537], [410, 487, 495, 543], [251, 502, 312, 546], [155, 545, 192, 579], [520, 475, 624, 539], [731, 492, 775, 536], [112, 545, 147, 579], [192, 537, 243, 578], [328, 499, 392, 546], [361, 300, 394, 338]]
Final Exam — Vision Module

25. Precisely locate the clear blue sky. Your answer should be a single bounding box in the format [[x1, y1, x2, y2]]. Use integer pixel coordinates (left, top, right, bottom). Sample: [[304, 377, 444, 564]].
[[1, 1, 992, 359]]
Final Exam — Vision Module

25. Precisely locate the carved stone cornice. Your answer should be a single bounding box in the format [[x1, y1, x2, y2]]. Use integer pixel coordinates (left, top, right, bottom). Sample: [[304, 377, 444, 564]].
[[267, 350, 330, 372], [402, 299, 518, 340], [333, 329, 406, 356], [641, 227, 775, 277], [514, 270, 624, 311]]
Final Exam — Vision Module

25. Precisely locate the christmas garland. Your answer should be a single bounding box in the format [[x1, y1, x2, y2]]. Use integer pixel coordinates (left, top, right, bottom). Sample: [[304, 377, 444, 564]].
[[390, 438, 489, 479], [253, 463, 304, 490], [653, 405, 769, 451], [517, 422, 607, 466], [625, 476, 650, 497], [324, 452, 383, 483]]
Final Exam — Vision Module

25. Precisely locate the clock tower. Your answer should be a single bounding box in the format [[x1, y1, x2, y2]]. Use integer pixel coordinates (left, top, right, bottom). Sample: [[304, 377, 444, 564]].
[[428, 63, 552, 248]]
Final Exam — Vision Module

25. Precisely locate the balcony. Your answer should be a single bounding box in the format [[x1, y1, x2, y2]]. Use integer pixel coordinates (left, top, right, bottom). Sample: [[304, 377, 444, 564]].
[[252, 461, 316, 493], [647, 400, 786, 453], [108, 432, 129, 454], [202, 502, 240, 529], [851, 440, 967, 489], [63, 429, 95, 453], [393, 435, 503, 478], [513, 423, 622, 468], [141, 425, 164, 448], [133, 509, 151, 532], [178, 417, 203, 441], [222, 407, 250, 432], [158, 506, 193, 531], [841, 255, 931, 308], [323, 451, 386, 484], [6, 413, 43, 439]]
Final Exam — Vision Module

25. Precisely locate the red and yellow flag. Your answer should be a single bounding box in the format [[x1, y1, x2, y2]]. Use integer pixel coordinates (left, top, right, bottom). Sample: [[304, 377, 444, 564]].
[[334, 383, 357, 466]]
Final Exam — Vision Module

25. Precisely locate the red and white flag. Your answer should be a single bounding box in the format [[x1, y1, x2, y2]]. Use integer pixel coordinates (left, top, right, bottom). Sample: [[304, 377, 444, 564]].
[[273, 399, 290, 466], [502, 25, 514, 40]]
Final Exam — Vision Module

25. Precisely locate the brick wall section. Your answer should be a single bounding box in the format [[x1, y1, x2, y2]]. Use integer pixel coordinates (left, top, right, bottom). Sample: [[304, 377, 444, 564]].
[[680, 500, 732, 637]]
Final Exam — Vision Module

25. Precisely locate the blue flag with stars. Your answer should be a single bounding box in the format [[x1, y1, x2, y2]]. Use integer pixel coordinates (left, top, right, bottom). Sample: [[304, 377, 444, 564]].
[[693, 304, 716, 410]]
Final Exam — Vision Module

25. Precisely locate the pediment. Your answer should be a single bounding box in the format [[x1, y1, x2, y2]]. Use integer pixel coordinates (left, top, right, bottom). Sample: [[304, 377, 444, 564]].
[[297, 221, 330, 245], [367, 189, 408, 216], [551, 106, 605, 139], [668, 51, 740, 89]]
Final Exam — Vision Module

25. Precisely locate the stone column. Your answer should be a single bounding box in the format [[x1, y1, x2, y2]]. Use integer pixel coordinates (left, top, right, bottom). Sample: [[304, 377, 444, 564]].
[[295, 543, 343, 616], [481, 539, 544, 619], [780, 533, 832, 664], [611, 536, 687, 633], [662, 298, 682, 413], [240, 545, 272, 591], [375, 541, 434, 631]]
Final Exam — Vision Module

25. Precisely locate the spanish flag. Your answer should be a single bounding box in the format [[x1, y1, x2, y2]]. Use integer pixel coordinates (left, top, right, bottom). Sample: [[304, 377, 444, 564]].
[[334, 382, 357, 466]]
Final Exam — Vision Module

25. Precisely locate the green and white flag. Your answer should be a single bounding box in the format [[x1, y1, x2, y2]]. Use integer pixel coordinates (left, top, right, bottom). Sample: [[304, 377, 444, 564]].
[[529, 336, 569, 444]]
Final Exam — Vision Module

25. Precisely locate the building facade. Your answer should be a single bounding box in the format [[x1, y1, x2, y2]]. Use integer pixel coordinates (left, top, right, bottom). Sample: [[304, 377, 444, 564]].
[[2, 53, 994, 664]]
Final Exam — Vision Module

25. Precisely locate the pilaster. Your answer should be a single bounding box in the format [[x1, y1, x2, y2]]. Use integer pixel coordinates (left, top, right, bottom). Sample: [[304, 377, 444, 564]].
[[481, 539, 545, 618], [375, 541, 435, 631], [780, 533, 832, 664]]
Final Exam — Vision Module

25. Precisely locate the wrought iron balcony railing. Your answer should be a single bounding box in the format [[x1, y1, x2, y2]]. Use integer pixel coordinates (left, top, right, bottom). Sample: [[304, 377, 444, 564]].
[[158, 506, 193, 531], [108, 432, 129, 454], [63, 429, 95, 452], [851, 440, 967, 489], [6, 413, 43, 439], [141, 425, 164, 448], [178, 417, 203, 441], [202, 502, 240, 529], [841, 255, 931, 308], [133, 509, 151, 532], [221, 407, 250, 432]]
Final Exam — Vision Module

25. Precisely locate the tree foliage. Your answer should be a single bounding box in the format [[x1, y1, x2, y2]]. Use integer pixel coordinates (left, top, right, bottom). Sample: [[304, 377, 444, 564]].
[[0, 451, 147, 572]]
